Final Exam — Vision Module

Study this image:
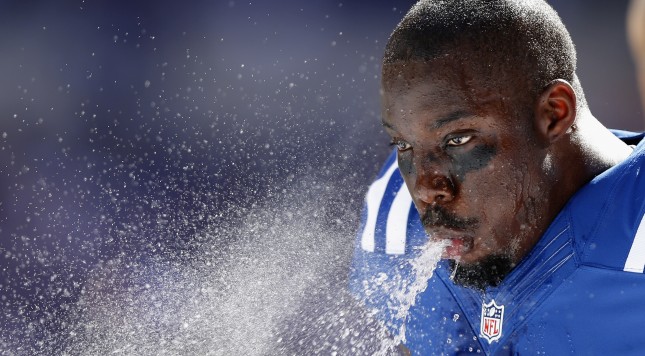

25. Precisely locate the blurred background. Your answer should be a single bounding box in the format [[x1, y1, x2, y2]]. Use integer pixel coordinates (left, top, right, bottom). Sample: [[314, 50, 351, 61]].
[[0, 0, 641, 354]]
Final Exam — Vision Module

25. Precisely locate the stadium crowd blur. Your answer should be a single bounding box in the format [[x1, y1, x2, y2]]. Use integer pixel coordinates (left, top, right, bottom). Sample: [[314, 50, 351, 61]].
[[0, 0, 642, 352]]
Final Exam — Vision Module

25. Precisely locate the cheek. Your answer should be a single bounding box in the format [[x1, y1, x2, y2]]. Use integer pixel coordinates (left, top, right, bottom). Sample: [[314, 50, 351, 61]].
[[452, 144, 497, 182], [397, 153, 415, 177], [478, 164, 536, 244], [465, 159, 527, 231]]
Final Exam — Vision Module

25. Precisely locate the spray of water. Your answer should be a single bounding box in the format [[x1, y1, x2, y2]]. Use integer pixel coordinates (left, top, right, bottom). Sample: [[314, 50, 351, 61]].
[[51, 176, 396, 355], [375, 240, 448, 355]]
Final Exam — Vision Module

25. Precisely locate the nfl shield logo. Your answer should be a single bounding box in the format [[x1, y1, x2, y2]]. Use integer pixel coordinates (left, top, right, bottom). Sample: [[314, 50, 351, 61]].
[[480, 299, 504, 343]]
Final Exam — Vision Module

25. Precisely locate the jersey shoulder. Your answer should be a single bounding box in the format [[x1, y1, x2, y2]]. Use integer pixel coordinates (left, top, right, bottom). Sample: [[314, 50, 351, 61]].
[[356, 150, 426, 255], [570, 135, 645, 273]]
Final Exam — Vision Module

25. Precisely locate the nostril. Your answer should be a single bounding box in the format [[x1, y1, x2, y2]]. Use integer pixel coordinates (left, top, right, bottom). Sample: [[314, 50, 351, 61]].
[[415, 173, 455, 204]]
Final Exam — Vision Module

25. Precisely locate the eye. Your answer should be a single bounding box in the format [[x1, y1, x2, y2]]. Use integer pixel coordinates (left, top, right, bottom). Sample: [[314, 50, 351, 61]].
[[390, 139, 412, 152], [446, 135, 473, 147]]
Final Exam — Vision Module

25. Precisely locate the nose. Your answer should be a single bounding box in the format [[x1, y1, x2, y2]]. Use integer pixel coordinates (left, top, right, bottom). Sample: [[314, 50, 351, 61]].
[[415, 171, 456, 204], [400, 153, 455, 204]]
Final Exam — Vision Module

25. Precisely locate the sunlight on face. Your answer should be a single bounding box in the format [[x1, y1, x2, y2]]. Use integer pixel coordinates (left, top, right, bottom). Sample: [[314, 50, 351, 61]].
[[381, 60, 551, 288]]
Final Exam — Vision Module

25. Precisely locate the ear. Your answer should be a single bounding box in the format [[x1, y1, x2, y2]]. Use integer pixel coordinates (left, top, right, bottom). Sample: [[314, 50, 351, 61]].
[[534, 79, 576, 144]]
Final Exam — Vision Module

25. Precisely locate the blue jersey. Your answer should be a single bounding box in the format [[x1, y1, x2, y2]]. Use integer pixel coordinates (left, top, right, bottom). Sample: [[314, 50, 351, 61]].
[[350, 130, 645, 355]]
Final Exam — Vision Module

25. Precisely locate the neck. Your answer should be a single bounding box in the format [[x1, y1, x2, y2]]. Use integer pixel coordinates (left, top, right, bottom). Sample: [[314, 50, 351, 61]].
[[569, 110, 632, 179], [545, 110, 631, 223], [514, 110, 631, 266]]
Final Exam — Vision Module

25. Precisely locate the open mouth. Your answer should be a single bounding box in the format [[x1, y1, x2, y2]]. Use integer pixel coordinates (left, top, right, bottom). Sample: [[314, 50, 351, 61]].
[[426, 228, 475, 259], [441, 236, 474, 259]]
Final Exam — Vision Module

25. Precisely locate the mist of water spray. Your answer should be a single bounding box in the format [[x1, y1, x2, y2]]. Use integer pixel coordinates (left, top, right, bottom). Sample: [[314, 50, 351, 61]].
[[53, 177, 398, 355], [375, 240, 447, 355]]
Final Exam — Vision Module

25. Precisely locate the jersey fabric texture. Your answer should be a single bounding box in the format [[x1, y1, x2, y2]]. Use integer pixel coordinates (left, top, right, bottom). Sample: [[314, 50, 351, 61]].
[[349, 130, 645, 355]]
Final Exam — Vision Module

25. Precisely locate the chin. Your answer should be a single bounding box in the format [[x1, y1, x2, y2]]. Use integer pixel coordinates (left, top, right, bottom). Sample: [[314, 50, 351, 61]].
[[449, 255, 515, 292]]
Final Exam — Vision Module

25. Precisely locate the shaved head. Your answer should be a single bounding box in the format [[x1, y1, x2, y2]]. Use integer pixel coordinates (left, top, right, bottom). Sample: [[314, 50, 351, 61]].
[[384, 0, 586, 108]]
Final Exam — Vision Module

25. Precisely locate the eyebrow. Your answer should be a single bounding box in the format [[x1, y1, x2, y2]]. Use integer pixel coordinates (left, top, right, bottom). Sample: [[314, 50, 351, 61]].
[[381, 120, 394, 130], [431, 110, 471, 129]]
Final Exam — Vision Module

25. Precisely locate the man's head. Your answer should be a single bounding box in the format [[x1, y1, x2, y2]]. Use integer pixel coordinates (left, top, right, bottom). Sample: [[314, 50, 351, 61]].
[[381, 0, 584, 290], [384, 0, 583, 106]]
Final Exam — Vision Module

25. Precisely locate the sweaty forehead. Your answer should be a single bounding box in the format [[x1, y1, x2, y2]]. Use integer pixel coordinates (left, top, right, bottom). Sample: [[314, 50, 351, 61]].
[[381, 60, 505, 120]]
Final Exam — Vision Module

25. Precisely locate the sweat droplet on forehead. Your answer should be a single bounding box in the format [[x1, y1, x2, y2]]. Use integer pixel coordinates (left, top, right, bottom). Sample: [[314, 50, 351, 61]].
[[382, 57, 517, 122]]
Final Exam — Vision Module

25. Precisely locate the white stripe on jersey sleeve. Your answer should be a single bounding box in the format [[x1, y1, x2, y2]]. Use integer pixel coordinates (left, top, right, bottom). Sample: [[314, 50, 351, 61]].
[[624, 213, 645, 273], [386, 183, 413, 255], [361, 161, 399, 252]]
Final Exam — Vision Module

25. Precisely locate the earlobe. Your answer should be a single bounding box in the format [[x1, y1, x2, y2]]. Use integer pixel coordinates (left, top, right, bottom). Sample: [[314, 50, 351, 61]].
[[535, 79, 576, 144]]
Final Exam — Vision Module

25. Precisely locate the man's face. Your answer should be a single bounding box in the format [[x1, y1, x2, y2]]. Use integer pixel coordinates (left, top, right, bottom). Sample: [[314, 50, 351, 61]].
[[382, 60, 550, 286]]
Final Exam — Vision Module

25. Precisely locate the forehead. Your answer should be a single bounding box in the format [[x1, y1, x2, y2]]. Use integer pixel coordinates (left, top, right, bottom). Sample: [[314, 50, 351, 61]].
[[382, 59, 506, 121]]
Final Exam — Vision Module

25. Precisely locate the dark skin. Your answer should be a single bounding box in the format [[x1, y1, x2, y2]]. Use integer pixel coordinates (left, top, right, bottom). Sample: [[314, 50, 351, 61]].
[[381, 57, 632, 272]]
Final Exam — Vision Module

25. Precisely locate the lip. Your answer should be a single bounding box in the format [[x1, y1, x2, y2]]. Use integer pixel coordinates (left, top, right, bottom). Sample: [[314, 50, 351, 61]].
[[442, 238, 470, 259], [425, 227, 474, 259]]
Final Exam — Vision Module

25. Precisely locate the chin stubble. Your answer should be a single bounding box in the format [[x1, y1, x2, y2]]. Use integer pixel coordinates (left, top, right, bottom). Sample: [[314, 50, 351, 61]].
[[449, 255, 515, 292]]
